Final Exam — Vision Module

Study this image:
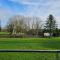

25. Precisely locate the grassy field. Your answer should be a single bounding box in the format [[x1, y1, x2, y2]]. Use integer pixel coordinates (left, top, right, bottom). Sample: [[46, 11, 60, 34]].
[[0, 37, 60, 60], [0, 32, 9, 35], [0, 37, 60, 50], [0, 52, 57, 60]]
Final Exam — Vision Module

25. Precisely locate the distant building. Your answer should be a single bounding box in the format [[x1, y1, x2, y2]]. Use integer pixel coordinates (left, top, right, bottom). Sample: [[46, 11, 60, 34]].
[[44, 33, 53, 37]]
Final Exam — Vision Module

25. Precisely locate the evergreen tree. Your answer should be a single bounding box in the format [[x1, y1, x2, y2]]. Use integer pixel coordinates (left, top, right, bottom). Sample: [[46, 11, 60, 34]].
[[45, 14, 57, 37]]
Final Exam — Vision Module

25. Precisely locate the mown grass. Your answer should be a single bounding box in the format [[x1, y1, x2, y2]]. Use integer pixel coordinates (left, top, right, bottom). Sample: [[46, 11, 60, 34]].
[[0, 52, 57, 60], [0, 37, 60, 50], [0, 32, 9, 35], [0, 37, 60, 60]]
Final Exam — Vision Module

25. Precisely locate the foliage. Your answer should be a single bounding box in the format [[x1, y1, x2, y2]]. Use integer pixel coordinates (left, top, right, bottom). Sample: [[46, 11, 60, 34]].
[[7, 23, 13, 35], [45, 14, 57, 36]]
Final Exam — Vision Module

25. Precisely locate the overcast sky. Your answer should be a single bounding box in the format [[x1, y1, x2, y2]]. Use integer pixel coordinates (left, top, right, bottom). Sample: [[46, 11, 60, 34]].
[[0, 0, 60, 28]]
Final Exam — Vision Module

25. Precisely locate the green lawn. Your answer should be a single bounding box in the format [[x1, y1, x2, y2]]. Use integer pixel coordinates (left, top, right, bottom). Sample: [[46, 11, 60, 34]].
[[0, 32, 9, 35], [0, 52, 56, 60], [0, 37, 60, 60], [0, 37, 60, 50]]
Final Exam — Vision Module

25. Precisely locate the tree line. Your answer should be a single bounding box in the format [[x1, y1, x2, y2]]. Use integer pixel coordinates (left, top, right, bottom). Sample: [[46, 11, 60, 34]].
[[0, 14, 60, 37]]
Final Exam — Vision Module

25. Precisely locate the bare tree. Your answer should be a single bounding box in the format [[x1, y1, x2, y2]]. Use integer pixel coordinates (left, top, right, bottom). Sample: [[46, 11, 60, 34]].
[[30, 16, 42, 36], [34, 17, 42, 36], [6, 15, 43, 37]]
